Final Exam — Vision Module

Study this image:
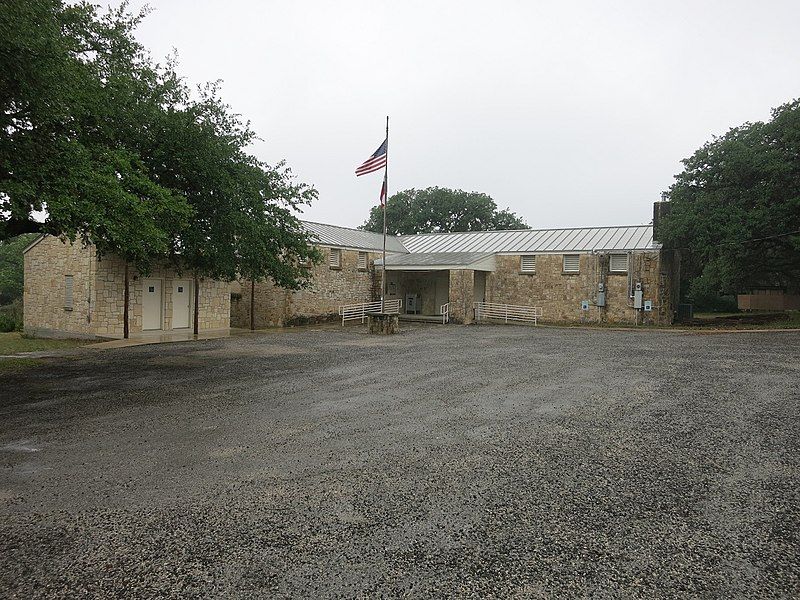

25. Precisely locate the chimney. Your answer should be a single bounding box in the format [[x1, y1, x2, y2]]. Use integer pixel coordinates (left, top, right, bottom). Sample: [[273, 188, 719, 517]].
[[652, 200, 670, 242]]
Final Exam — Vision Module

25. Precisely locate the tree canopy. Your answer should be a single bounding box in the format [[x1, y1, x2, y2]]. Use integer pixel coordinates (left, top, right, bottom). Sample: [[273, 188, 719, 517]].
[[0, 0, 319, 284], [361, 187, 527, 235], [657, 100, 800, 303]]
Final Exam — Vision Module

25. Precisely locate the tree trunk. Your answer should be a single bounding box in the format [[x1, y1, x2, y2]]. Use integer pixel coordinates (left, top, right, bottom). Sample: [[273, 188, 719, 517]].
[[250, 279, 255, 330], [123, 262, 129, 339], [193, 274, 199, 335]]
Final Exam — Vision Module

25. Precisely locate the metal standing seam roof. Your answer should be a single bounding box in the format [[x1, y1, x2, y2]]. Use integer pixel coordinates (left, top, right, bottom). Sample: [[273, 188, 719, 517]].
[[398, 225, 656, 254], [301, 221, 408, 253]]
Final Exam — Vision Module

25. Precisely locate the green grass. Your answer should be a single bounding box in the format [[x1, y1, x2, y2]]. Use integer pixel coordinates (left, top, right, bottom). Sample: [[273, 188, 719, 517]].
[[0, 332, 91, 356], [761, 311, 800, 329], [0, 357, 42, 373]]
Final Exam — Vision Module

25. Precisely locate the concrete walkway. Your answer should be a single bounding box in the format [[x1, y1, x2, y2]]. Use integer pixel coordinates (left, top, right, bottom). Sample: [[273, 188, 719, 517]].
[[87, 329, 231, 350]]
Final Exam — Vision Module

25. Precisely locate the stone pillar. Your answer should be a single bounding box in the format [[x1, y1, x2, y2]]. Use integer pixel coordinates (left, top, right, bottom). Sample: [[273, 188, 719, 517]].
[[448, 269, 475, 324], [367, 312, 399, 334]]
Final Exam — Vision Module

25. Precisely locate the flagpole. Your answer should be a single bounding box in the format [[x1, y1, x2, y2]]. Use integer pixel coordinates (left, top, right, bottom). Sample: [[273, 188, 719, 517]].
[[382, 115, 388, 313]]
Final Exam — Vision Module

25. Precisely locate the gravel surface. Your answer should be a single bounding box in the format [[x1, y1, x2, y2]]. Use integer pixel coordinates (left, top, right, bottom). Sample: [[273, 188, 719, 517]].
[[1, 325, 798, 598]]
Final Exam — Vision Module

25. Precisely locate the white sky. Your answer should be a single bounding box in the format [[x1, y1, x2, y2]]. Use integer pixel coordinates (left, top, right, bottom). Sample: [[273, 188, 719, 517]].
[[113, 0, 800, 229]]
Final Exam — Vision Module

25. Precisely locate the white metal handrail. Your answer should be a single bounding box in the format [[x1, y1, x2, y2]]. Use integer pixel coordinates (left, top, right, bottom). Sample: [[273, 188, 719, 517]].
[[339, 299, 402, 325], [473, 302, 541, 325], [440, 302, 450, 324]]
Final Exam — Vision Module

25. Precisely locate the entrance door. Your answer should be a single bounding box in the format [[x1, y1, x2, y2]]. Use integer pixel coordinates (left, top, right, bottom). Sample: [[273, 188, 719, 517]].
[[172, 279, 192, 329], [142, 279, 163, 330]]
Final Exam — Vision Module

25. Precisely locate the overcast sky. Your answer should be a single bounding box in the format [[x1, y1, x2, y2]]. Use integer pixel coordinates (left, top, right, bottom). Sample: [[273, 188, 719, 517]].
[[114, 0, 800, 229]]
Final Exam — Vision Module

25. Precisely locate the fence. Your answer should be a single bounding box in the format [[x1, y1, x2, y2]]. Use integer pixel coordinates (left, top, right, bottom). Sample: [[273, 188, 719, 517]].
[[473, 302, 541, 325], [440, 303, 450, 324], [339, 299, 402, 325]]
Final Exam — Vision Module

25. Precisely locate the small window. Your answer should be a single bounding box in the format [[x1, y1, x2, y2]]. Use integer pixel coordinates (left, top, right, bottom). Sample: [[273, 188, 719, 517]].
[[520, 255, 536, 273], [148, 285, 155, 293], [64, 275, 74, 310], [357, 251, 368, 270], [563, 254, 580, 273], [329, 248, 341, 268], [609, 253, 628, 273], [177, 286, 184, 293]]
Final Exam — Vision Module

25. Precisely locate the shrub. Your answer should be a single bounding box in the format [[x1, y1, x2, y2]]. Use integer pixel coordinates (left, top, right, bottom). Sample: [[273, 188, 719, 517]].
[[0, 299, 23, 332]]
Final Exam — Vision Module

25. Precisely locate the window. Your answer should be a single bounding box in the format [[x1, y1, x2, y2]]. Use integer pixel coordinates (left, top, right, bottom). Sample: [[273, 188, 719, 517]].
[[357, 251, 368, 270], [609, 253, 628, 273], [520, 255, 536, 273], [64, 275, 74, 310], [329, 248, 341, 268], [563, 254, 580, 273]]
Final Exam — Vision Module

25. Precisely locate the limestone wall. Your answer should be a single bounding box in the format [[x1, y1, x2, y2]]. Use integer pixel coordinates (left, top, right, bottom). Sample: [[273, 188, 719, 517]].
[[23, 236, 96, 338], [232, 247, 379, 328], [24, 236, 230, 338], [94, 256, 230, 336], [486, 251, 675, 325]]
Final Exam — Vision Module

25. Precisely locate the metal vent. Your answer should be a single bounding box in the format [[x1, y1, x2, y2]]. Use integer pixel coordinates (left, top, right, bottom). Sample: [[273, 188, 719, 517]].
[[609, 253, 628, 273], [357, 251, 367, 270], [329, 248, 341, 268], [64, 275, 74, 310], [563, 254, 580, 273], [520, 255, 536, 272]]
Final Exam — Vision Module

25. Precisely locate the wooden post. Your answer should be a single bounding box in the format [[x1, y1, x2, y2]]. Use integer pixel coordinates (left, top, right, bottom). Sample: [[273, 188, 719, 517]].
[[250, 279, 255, 330], [123, 262, 129, 339], [193, 274, 199, 335]]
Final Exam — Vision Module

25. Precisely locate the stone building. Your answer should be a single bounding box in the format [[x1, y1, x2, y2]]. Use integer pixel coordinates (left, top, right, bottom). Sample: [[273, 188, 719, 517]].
[[23, 235, 230, 339], [24, 212, 680, 338], [387, 225, 679, 325], [236, 218, 680, 327], [230, 222, 406, 328]]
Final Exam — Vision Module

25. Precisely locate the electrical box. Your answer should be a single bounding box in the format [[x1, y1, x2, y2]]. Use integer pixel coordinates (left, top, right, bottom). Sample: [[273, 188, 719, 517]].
[[581, 300, 590, 311], [644, 300, 653, 312], [597, 292, 606, 307], [635, 282, 642, 291], [598, 282, 605, 292], [634, 290, 643, 309]]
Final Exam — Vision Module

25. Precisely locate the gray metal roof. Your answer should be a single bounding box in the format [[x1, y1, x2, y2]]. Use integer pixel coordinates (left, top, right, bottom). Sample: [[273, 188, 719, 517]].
[[378, 252, 493, 267], [398, 225, 656, 254], [302, 221, 407, 253]]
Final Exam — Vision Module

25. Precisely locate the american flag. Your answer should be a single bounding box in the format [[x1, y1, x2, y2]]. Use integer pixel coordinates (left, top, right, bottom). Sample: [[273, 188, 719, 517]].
[[355, 138, 387, 176]]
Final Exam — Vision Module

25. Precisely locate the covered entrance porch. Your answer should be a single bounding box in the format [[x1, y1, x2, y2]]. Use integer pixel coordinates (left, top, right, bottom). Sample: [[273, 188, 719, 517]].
[[378, 252, 495, 324]]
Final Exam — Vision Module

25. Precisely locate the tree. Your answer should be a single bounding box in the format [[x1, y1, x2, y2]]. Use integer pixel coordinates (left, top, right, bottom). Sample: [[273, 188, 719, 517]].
[[0, 233, 36, 305], [0, 0, 195, 270], [1, 1, 320, 296], [360, 187, 527, 235], [657, 100, 800, 303]]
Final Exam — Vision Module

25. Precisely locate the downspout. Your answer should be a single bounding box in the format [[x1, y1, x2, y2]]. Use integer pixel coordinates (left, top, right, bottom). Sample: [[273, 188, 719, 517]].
[[123, 262, 129, 339], [250, 279, 255, 331], [193, 273, 199, 335]]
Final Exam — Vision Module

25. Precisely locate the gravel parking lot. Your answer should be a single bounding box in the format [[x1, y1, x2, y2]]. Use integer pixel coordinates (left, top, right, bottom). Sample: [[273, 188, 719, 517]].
[[1, 324, 798, 598]]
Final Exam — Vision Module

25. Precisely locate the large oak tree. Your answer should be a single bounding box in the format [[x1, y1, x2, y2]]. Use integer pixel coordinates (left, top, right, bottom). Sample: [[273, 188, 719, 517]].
[[1, 0, 318, 285], [361, 187, 527, 235], [657, 100, 800, 304]]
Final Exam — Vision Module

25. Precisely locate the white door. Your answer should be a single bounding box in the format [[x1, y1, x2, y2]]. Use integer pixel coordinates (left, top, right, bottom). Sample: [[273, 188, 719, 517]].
[[172, 279, 192, 329], [142, 279, 163, 330]]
